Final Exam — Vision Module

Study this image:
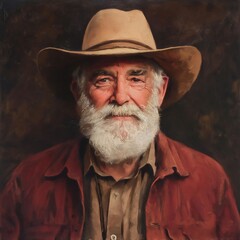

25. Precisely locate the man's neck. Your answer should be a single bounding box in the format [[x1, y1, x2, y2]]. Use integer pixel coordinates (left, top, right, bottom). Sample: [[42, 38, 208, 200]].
[[94, 158, 140, 181]]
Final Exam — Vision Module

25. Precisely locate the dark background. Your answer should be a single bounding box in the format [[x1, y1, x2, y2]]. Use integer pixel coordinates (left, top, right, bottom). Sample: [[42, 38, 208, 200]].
[[0, 0, 239, 209]]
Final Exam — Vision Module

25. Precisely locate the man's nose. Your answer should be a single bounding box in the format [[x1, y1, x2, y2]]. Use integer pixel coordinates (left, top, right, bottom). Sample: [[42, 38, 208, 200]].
[[110, 78, 130, 105]]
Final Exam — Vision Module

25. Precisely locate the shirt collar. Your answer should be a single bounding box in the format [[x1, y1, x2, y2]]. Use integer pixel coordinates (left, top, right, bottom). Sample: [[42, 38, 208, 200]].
[[139, 140, 156, 175], [44, 138, 88, 181], [83, 144, 94, 176]]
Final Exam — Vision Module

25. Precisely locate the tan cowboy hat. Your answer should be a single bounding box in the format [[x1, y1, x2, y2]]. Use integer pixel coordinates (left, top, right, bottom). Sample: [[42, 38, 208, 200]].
[[37, 8, 202, 108]]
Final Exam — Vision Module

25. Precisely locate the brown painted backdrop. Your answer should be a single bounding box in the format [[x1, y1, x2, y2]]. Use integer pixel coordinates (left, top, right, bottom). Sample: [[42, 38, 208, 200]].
[[0, 0, 239, 209]]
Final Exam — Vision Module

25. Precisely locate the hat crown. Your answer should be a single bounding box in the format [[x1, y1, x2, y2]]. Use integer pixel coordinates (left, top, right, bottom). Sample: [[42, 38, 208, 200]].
[[82, 9, 156, 51]]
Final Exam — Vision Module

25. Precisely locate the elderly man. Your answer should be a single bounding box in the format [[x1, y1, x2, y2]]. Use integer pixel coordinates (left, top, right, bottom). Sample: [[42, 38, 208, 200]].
[[0, 9, 239, 240]]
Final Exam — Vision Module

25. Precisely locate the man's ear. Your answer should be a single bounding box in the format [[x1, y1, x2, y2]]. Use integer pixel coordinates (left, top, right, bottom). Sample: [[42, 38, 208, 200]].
[[70, 80, 80, 102], [157, 76, 169, 107]]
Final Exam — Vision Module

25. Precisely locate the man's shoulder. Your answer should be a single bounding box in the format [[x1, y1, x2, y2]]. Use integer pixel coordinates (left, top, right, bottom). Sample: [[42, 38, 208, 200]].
[[8, 139, 83, 182], [160, 133, 227, 178]]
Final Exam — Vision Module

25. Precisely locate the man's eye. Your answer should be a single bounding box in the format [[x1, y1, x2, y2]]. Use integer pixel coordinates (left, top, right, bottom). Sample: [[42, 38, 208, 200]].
[[94, 78, 112, 87], [128, 77, 146, 89], [131, 77, 141, 82], [129, 77, 145, 85]]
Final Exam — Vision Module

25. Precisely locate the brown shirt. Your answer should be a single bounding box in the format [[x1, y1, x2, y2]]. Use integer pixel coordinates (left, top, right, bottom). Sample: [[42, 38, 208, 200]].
[[82, 142, 156, 240]]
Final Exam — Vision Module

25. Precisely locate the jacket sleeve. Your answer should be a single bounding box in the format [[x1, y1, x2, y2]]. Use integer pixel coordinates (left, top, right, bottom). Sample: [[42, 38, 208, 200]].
[[0, 176, 22, 240], [216, 174, 240, 239]]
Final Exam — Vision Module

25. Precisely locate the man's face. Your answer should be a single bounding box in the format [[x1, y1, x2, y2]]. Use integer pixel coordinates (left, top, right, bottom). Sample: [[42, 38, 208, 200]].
[[83, 57, 166, 112], [71, 56, 168, 164]]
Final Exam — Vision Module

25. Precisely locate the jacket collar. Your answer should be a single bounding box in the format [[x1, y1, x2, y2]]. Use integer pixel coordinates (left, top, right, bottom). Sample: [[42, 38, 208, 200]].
[[44, 132, 189, 180], [44, 138, 88, 181], [155, 132, 189, 179]]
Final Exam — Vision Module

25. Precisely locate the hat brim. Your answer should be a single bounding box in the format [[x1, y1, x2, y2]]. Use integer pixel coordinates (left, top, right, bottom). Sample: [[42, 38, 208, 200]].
[[37, 46, 202, 109]]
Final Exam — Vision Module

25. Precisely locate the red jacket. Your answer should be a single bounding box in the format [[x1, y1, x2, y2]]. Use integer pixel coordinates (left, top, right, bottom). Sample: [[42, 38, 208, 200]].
[[1, 133, 239, 240]]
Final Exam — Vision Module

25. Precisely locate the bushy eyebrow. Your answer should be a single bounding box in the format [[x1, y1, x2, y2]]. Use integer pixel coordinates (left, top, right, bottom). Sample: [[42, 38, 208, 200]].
[[89, 67, 149, 79], [127, 69, 148, 76], [91, 69, 113, 78]]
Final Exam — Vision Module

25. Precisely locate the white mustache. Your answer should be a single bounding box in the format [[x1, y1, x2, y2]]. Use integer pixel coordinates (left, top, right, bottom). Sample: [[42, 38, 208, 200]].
[[95, 104, 145, 121]]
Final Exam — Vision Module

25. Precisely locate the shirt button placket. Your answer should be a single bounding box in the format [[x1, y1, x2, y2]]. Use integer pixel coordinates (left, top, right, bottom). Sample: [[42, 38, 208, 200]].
[[107, 184, 122, 240]]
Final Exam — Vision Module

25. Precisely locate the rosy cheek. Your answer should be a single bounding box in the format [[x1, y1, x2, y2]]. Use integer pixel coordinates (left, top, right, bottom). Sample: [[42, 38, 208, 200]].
[[129, 88, 152, 108], [88, 88, 113, 108]]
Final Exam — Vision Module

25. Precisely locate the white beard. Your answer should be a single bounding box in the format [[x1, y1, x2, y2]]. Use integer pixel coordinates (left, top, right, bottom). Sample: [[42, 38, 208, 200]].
[[77, 90, 160, 164]]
